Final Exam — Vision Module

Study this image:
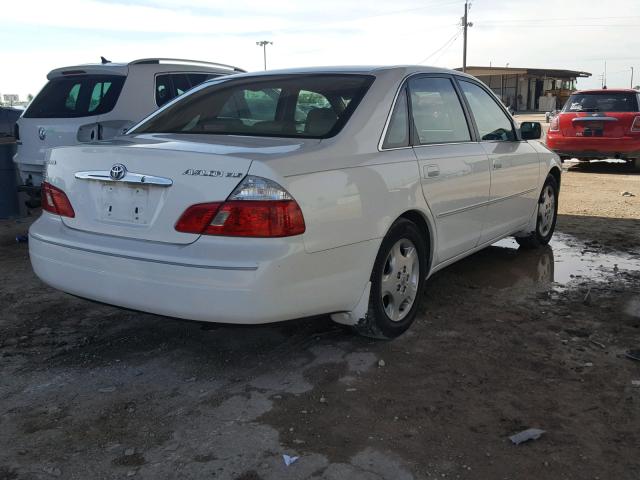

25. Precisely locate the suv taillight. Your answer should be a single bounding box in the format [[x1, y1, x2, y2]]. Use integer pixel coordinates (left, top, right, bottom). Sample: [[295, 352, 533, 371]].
[[175, 176, 305, 237], [41, 181, 75, 218], [549, 115, 560, 132], [631, 116, 640, 132]]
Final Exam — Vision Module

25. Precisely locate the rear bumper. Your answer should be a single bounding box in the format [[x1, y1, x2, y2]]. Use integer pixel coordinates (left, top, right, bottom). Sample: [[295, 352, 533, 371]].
[[28, 214, 377, 324], [546, 135, 640, 159], [13, 150, 45, 186]]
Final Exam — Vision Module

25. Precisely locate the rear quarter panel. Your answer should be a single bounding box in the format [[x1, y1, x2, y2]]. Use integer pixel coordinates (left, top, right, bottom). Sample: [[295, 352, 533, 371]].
[[249, 149, 429, 255]]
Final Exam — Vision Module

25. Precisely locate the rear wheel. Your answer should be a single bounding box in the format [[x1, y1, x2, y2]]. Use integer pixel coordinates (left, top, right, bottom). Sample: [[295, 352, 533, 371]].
[[353, 218, 427, 339], [516, 174, 559, 249]]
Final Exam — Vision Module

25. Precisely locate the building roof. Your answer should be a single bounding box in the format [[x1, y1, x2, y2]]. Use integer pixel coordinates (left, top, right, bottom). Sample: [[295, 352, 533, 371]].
[[575, 88, 638, 94], [456, 66, 591, 78]]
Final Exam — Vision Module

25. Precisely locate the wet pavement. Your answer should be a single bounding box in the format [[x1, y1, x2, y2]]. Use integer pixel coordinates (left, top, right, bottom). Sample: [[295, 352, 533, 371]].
[[1, 214, 639, 479]]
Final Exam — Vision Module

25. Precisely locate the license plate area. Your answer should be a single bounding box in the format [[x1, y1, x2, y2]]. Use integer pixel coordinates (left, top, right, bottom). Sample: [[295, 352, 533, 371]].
[[576, 121, 604, 137], [101, 183, 150, 224]]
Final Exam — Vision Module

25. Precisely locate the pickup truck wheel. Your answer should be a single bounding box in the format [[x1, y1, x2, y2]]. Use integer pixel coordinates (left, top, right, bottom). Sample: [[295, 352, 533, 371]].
[[353, 218, 427, 340], [516, 174, 559, 249]]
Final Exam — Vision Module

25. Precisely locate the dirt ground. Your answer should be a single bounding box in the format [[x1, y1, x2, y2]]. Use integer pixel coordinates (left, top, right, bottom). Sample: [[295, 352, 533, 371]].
[[1, 163, 639, 480]]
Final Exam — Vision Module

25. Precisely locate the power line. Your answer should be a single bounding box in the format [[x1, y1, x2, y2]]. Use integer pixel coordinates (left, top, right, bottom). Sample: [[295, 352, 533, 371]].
[[434, 31, 462, 64], [417, 28, 462, 64], [477, 24, 640, 28], [479, 15, 640, 24]]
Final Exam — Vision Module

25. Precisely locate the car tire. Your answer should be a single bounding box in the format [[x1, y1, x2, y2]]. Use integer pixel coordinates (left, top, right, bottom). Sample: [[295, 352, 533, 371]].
[[353, 218, 428, 339], [515, 174, 559, 249]]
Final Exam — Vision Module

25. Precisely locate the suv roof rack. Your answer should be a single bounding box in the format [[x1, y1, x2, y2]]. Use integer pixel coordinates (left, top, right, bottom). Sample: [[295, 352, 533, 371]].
[[129, 58, 246, 72]]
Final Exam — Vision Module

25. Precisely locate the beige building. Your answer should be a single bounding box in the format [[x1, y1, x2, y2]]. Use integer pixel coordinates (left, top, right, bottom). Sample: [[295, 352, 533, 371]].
[[457, 66, 591, 112]]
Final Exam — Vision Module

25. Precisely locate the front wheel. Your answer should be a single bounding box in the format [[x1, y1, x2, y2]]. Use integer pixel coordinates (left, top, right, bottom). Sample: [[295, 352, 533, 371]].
[[353, 218, 428, 339], [516, 175, 559, 249]]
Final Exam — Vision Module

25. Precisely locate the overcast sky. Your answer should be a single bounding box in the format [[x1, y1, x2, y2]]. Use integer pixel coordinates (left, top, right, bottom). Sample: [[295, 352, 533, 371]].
[[1, 0, 638, 99]]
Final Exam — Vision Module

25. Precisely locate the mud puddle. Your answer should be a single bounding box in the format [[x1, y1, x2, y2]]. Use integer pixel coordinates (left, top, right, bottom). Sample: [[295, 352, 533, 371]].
[[445, 232, 640, 290]]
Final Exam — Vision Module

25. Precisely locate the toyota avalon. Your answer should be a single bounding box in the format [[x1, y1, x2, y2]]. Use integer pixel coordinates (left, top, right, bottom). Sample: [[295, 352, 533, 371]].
[[29, 66, 561, 339]]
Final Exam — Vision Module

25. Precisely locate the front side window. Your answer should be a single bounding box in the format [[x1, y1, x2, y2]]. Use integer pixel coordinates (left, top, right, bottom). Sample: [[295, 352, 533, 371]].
[[136, 74, 374, 139], [459, 80, 515, 141], [25, 75, 125, 118], [408, 77, 471, 145], [563, 92, 639, 113]]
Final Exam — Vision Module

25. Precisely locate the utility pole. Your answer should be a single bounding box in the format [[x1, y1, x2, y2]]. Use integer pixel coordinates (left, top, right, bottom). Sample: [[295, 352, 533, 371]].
[[631, 67, 635, 89], [256, 40, 273, 70], [461, 2, 473, 73]]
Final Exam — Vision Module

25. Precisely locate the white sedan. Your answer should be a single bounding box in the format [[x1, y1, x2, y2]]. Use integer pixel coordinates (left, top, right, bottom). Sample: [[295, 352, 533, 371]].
[[29, 66, 560, 339]]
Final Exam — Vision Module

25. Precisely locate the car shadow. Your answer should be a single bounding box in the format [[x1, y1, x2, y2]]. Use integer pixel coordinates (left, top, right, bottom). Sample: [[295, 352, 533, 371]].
[[564, 159, 638, 175]]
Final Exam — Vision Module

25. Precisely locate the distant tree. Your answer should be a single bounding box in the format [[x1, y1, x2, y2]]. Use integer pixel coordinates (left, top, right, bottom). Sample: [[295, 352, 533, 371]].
[[27, 94, 34, 101], [635, 85, 640, 91]]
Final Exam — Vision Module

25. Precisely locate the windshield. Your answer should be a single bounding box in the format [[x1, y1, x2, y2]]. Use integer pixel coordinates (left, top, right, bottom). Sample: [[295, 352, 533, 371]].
[[563, 92, 639, 113], [24, 75, 126, 119], [133, 74, 374, 139]]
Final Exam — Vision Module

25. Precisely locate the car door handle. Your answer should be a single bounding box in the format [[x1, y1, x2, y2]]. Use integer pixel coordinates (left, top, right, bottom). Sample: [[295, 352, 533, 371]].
[[493, 161, 502, 169], [425, 165, 440, 178]]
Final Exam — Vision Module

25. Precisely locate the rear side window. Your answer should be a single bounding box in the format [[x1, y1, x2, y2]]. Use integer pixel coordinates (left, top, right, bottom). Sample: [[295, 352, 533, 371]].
[[563, 92, 639, 112], [382, 87, 410, 149], [136, 74, 374, 139], [155, 73, 221, 107], [408, 77, 471, 145], [459, 80, 515, 141], [24, 75, 125, 118]]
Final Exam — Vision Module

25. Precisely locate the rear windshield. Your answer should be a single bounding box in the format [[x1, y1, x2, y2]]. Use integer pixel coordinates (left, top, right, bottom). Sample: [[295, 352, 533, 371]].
[[24, 75, 126, 118], [563, 92, 639, 113], [133, 74, 374, 139]]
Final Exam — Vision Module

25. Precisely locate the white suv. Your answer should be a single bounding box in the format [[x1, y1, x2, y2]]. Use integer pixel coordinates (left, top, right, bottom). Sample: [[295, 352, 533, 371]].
[[14, 58, 245, 204]]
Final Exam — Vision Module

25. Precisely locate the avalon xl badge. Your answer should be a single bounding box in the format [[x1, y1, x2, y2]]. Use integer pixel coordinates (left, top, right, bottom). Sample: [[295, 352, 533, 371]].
[[110, 164, 127, 180], [183, 168, 243, 178]]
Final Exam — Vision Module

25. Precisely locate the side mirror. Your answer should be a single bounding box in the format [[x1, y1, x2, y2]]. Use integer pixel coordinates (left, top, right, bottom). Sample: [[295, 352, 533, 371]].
[[521, 121, 542, 140]]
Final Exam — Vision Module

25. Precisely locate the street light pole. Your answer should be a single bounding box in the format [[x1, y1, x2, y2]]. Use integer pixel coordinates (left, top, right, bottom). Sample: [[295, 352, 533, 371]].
[[256, 40, 273, 70], [631, 67, 635, 89]]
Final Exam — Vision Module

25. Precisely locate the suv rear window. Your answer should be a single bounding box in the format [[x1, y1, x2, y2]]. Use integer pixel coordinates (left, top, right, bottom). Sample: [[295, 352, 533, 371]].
[[24, 75, 125, 118], [135, 74, 374, 139], [155, 73, 221, 107], [564, 92, 639, 113]]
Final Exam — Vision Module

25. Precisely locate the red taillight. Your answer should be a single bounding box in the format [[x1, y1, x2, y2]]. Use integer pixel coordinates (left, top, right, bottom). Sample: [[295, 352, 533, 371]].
[[550, 115, 560, 132], [631, 116, 640, 132], [175, 200, 305, 237], [174, 202, 222, 234], [41, 181, 75, 218]]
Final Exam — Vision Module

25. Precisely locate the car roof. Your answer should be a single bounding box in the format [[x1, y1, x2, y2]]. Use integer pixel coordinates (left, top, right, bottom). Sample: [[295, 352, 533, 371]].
[[573, 88, 639, 94], [47, 58, 245, 80], [216, 65, 476, 80]]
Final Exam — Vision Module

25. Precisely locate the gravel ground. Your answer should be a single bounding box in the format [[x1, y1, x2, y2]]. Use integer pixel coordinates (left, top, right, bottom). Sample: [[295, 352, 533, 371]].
[[1, 164, 639, 480]]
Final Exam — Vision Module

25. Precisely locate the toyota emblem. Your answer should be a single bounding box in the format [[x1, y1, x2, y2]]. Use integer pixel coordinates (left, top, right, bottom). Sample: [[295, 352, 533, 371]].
[[110, 164, 127, 180], [38, 127, 46, 140]]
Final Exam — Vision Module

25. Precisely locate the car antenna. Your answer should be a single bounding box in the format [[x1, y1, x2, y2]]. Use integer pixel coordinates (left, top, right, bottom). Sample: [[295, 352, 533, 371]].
[[101, 56, 111, 64]]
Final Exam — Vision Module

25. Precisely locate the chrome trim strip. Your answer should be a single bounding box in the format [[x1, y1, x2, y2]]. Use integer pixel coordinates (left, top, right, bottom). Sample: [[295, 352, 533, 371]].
[[29, 232, 258, 271], [437, 188, 537, 218], [75, 171, 173, 187]]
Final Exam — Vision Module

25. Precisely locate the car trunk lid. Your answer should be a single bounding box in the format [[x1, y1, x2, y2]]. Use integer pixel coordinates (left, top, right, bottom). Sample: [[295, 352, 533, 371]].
[[48, 137, 255, 244], [46, 134, 317, 244], [559, 91, 639, 138]]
